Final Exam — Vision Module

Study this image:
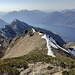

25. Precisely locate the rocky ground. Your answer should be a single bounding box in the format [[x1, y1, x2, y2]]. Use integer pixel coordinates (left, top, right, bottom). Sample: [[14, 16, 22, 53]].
[[20, 62, 63, 75]]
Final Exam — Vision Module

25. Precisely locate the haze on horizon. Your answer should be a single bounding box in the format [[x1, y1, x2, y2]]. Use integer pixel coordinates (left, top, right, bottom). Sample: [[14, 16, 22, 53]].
[[0, 0, 75, 12]]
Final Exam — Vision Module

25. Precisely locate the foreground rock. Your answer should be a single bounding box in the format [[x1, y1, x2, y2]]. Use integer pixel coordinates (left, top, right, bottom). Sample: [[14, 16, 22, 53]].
[[20, 62, 63, 75]]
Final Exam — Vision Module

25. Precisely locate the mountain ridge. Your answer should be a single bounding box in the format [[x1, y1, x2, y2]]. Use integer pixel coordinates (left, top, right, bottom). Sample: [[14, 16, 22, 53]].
[[1, 9, 75, 27], [0, 19, 75, 75], [0, 19, 74, 59], [2, 28, 75, 59], [0, 19, 8, 28]]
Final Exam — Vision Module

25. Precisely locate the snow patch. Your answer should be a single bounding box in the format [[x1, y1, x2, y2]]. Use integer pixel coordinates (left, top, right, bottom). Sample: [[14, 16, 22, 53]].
[[57, 45, 69, 53], [68, 49, 75, 56], [32, 28, 36, 32], [41, 34, 56, 57], [14, 25, 17, 29], [38, 32, 43, 35], [41, 34, 70, 57], [68, 46, 75, 56], [49, 36, 69, 53], [50, 41, 58, 49], [50, 37, 56, 44], [73, 46, 75, 50], [50, 37, 69, 53]]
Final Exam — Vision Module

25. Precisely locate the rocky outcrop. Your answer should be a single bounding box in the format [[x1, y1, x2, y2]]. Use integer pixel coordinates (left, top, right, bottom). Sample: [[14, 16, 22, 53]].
[[20, 62, 63, 75]]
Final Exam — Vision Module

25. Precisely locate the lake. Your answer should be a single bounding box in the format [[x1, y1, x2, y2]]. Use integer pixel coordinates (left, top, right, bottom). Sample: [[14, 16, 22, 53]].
[[31, 24, 75, 42]]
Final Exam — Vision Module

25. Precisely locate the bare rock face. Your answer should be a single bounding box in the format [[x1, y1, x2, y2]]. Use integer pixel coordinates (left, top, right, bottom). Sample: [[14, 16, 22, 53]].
[[20, 62, 63, 75]]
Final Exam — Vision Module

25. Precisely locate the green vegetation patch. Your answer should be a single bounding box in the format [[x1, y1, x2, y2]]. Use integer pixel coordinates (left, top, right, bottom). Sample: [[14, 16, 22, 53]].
[[0, 47, 75, 75]]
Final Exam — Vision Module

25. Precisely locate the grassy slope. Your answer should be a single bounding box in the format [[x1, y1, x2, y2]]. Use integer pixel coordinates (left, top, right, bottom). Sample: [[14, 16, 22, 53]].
[[0, 46, 75, 75], [1, 30, 75, 75]]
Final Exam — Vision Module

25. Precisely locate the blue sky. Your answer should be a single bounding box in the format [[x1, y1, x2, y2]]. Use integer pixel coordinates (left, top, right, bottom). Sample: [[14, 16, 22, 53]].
[[0, 0, 75, 12]]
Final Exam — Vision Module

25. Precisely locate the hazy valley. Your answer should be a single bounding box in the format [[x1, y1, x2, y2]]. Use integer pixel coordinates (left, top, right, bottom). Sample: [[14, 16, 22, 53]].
[[1, 9, 75, 27]]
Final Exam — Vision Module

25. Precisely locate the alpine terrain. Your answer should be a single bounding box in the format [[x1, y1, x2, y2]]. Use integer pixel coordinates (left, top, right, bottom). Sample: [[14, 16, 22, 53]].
[[0, 19, 75, 75]]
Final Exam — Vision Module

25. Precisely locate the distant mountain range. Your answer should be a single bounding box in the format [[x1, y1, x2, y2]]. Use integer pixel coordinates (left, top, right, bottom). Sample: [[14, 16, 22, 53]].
[[1, 10, 47, 25], [43, 10, 75, 27], [0, 19, 8, 28], [0, 9, 75, 27]]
